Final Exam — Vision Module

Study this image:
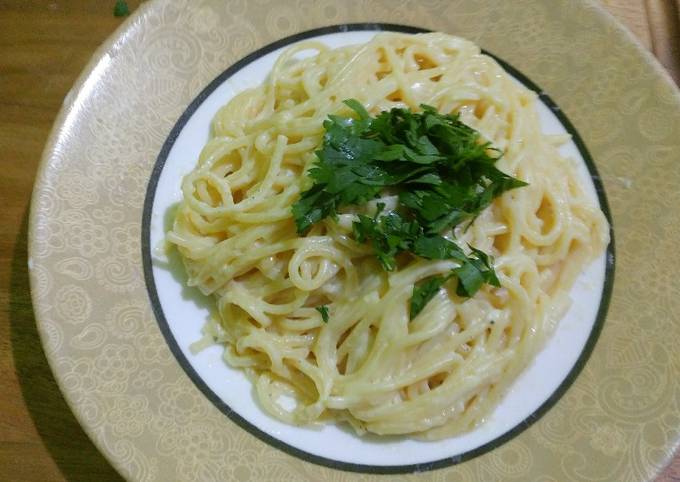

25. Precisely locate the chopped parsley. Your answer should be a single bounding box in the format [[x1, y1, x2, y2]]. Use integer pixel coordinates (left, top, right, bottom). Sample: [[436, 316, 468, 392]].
[[113, 0, 130, 17], [352, 203, 421, 271], [292, 99, 526, 318], [410, 276, 449, 319], [315, 305, 330, 323]]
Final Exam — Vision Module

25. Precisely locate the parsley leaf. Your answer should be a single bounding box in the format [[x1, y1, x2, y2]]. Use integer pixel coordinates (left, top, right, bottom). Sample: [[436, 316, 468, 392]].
[[353, 207, 421, 271], [412, 235, 467, 262], [315, 305, 329, 323], [352, 207, 501, 306], [291, 185, 337, 234], [410, 276, 448, 319], [291, 99, 526, 317], [292, 99, 526, 235], [454, 246, 501, 297]]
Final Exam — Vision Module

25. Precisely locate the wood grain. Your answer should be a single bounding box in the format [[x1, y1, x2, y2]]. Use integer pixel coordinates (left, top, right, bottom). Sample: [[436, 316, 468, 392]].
[[0, 1, 677, 481]]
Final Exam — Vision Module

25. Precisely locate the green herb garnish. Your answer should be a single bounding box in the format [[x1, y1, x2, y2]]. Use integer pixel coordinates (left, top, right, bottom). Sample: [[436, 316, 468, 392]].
[[316, 305, 329, 323], [353, 207, 501, 318], [352, 203, 421, 271], [114, 0, 130, 17], [292, 99, 526, 318], [410, 276, 449, 319]]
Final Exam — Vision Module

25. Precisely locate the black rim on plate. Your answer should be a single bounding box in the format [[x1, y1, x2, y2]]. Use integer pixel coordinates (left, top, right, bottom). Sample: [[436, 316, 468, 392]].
[[141, 23, 616, 474]]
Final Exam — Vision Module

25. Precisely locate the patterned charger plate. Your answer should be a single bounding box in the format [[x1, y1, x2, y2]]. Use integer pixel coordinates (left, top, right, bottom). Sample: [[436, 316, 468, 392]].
[[28, 0, 680, 480]]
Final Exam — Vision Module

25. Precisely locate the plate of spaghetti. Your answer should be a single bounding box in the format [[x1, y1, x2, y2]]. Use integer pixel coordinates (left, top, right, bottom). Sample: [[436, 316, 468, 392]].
[[29, 1, 680, 481]]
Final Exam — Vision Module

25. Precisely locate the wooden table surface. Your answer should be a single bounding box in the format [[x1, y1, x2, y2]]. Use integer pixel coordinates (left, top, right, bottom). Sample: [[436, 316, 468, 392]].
[[0, 1, 678, 481]]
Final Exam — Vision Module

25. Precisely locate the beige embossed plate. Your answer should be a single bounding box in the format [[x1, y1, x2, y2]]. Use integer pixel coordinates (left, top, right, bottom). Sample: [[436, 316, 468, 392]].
[[28, 0, 680, 480]]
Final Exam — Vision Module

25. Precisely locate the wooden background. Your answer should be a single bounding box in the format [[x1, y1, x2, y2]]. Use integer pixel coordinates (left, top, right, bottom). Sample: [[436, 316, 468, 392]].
[[0, 1, 678, 480]]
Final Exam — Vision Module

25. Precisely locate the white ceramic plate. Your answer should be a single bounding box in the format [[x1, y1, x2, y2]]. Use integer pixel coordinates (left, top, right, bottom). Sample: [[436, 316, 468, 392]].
[[145, 28, 610, 469]]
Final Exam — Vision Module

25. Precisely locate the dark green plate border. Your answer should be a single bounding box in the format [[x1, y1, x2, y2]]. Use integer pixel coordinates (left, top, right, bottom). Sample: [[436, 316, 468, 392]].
[[141, 23, 615, 475]]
